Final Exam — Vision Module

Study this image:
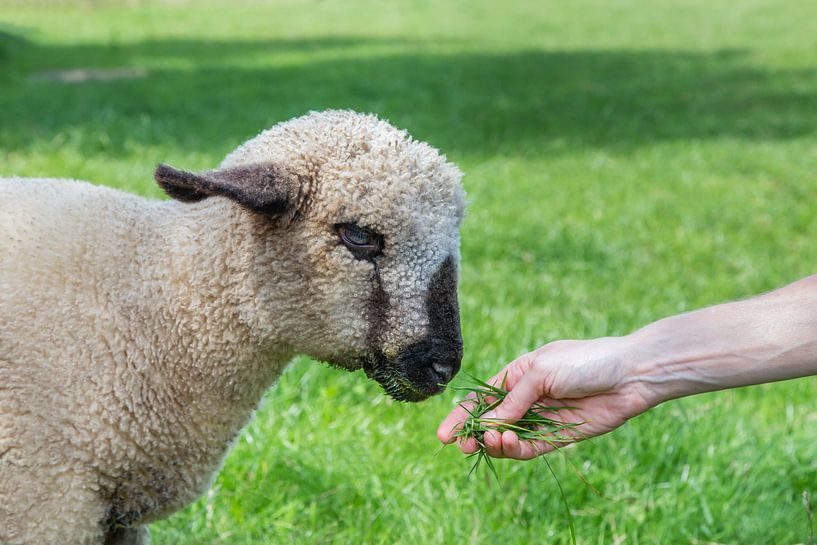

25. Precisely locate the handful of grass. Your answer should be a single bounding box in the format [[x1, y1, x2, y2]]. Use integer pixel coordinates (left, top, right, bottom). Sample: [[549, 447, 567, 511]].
[[448, 375, 590, 545], [450, 374, 583, 478]]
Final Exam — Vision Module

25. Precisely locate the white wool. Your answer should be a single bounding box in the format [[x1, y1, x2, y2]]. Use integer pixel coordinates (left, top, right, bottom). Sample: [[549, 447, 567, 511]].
[[0, 111, 464, 545]]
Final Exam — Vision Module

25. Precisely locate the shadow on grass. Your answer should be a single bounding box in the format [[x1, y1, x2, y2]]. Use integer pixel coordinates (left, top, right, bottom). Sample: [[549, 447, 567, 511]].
[[0, 24, 28, 62], [2, 32, 816, 161]]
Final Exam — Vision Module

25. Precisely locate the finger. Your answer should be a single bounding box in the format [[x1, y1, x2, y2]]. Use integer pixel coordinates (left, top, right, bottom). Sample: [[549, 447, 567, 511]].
[[483, 368, 544, 424], [437, 395, 477, 444], [458, 436, 480, 454], [483, 429, 505, 458], [515, 439, 554, 460], [483, 432, 556, 460], [439, 360, 524, 445], [500, 430, 522, 458]]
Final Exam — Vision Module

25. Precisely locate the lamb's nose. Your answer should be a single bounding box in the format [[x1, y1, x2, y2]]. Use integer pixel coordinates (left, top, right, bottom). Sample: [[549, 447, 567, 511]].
[[431, 353, 462, 384]]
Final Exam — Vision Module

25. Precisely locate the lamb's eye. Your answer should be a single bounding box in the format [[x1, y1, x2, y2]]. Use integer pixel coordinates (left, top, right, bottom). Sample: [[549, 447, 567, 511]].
[[341, 224, 371, 246], [335, 223, 384, 260]]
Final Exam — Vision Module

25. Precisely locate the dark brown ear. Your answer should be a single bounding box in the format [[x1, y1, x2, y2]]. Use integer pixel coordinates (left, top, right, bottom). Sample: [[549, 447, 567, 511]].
[[154, 162, 299, 217]]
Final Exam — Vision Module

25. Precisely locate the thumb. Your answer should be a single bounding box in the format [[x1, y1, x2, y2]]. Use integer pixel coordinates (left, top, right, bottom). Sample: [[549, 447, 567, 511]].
[[482, 369, 544, 424]]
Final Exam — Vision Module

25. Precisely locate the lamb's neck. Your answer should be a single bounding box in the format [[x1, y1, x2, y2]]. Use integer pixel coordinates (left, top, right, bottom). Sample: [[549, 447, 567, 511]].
[[139, 198, 294, 416]]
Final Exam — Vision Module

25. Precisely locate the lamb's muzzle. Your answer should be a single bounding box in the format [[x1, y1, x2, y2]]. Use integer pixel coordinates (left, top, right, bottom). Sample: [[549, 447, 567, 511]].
[[364, 255, 463, 402]]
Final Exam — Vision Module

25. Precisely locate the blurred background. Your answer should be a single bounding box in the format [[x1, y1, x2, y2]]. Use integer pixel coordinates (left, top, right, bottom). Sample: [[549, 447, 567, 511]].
[[2, 1, 817, 543]]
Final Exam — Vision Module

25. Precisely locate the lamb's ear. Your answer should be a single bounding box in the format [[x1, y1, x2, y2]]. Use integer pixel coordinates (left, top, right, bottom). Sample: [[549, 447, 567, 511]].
[[154, 162, 300, 217]]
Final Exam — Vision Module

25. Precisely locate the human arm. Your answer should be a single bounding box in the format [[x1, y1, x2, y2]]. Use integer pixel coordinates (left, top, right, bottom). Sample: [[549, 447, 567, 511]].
[[437, 274, 817, 459]]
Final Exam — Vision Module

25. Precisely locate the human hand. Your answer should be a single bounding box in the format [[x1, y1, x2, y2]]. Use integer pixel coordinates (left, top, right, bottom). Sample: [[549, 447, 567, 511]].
[[437, 337, 655, 459]]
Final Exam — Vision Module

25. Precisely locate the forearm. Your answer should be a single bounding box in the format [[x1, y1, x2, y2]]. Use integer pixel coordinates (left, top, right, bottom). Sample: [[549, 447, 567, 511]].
[[624, 274, 817, 406]]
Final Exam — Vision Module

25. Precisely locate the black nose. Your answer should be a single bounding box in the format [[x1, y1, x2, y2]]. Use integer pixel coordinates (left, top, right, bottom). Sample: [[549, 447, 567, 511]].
[[431, 353, 462, 384], [392, 337, 462, 394]]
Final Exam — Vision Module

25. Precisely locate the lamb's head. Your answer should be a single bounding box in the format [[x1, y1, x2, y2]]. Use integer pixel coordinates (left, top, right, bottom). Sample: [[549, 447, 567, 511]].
[[155, 110, 466, 402]]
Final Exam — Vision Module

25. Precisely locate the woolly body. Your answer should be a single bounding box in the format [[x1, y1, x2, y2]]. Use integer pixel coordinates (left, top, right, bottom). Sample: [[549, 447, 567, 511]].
[[0, 111, 465, 545]]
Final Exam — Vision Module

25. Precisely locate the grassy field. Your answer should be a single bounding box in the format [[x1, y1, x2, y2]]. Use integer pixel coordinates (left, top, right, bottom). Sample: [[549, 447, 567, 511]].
[[3, 1, 817, 543]]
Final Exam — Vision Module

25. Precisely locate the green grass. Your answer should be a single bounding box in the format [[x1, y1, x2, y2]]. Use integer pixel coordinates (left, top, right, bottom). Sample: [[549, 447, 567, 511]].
[[3, 1, 817, 543]]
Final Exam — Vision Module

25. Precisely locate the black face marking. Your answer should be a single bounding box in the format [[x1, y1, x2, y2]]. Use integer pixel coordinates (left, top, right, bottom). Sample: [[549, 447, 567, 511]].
[[423, 256, 463, 362], [361, 261, 423, 401], [364, 256, 463, 402], [154, 162, 298, 217], [363, 264, 390, 368]]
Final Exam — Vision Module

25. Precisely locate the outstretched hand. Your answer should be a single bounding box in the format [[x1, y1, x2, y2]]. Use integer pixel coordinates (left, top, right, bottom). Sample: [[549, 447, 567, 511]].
[[436, 338, 655, 459]]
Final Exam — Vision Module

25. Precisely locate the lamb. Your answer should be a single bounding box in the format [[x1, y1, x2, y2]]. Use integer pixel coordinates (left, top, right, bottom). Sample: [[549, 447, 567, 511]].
[[0, 110, 466, 545]]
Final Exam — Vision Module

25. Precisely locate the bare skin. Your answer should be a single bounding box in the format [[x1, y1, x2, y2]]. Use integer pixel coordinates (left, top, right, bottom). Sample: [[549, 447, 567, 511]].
[[438, 274, 817, 459]]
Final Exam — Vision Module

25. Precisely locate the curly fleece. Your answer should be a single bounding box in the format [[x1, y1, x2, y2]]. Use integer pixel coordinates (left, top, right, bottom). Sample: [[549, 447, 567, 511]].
[[0, 111, 465, 545]]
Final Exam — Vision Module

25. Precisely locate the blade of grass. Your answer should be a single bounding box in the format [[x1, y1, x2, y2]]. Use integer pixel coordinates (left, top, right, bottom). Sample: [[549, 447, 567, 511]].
[[543, 455, 577, 545], [446, 374, 597, 542]]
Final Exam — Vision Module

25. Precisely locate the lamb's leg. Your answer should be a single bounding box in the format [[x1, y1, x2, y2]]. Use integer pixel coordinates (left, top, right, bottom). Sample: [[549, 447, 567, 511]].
[[104, 526, 150, 545]]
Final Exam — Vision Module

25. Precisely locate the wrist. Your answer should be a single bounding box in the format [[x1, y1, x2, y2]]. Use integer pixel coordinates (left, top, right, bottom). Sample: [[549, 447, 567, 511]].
[[618, 309, 743, 407], [616, 321, 691, 408]]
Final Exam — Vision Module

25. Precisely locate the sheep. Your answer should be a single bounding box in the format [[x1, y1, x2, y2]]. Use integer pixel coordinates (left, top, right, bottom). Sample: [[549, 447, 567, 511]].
[[0, 110, 466, 545]]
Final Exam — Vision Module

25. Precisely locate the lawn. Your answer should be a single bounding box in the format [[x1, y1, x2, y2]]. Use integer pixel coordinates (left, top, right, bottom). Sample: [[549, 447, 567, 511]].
[[2, 1, 817, 543]]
